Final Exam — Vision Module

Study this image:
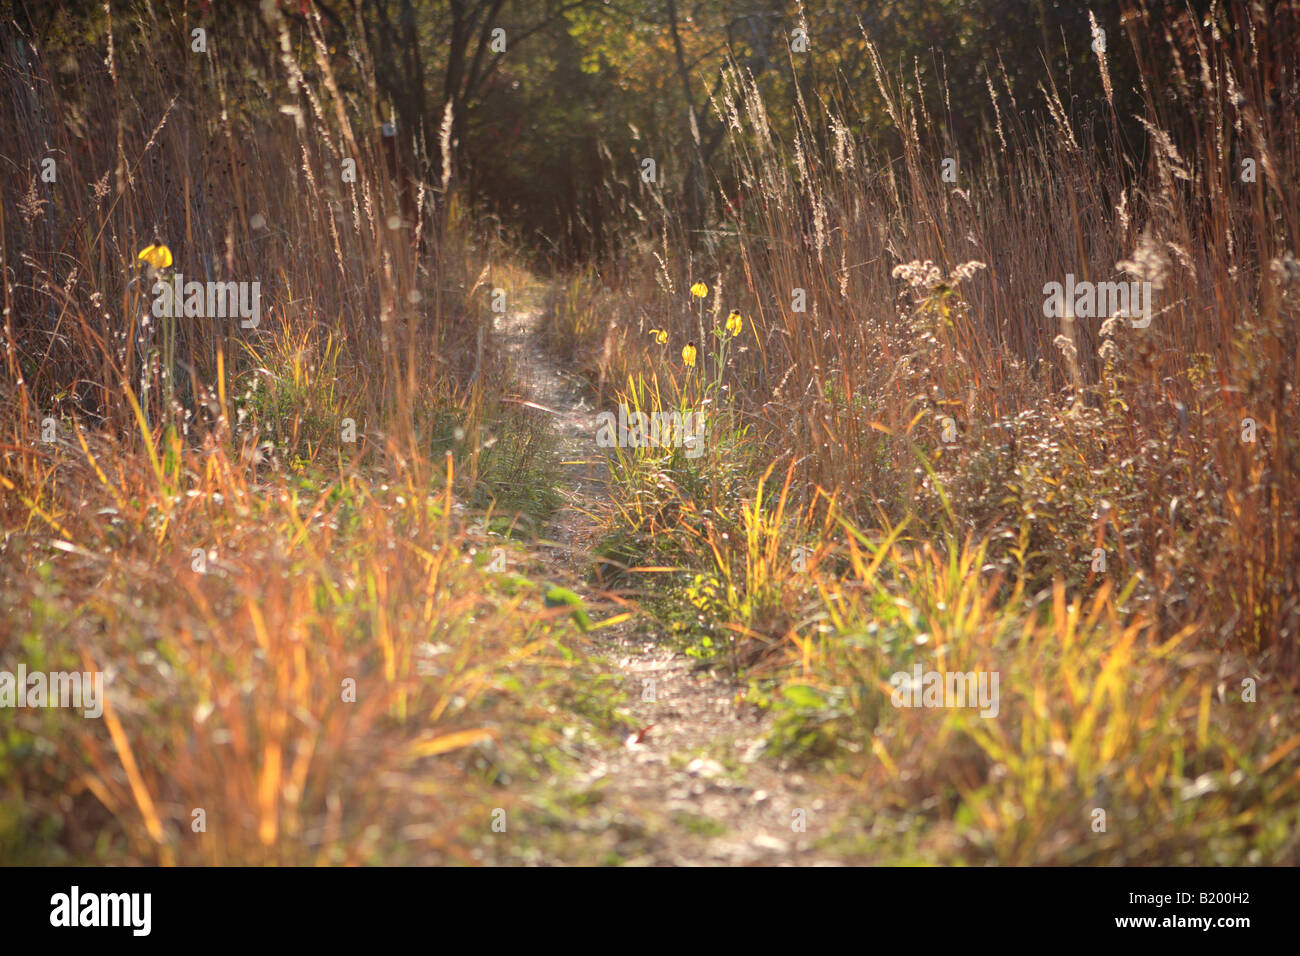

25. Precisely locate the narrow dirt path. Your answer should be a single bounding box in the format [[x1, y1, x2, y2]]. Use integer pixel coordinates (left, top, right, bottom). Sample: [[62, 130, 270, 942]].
[[495, 286, 844, 865]]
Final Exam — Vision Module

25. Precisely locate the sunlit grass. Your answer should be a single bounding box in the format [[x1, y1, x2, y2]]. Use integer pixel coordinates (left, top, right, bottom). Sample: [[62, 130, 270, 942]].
[[544, 16, 1300, 863], [0, 4, 607, 865]]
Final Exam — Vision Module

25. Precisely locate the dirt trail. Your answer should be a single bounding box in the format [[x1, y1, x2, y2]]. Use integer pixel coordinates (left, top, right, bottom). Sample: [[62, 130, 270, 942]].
[[495, 291, 843, 865]]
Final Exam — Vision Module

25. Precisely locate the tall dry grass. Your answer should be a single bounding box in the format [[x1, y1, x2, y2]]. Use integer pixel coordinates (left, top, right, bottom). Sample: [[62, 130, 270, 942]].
[[0, 2, 585, 863], [546, 3, 1300, 861], [553, 2, 1299, 665]]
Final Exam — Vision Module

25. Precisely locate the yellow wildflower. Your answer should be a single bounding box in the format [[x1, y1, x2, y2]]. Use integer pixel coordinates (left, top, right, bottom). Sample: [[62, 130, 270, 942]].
[[689, 282, 708, 299], [137, 243, 173, 270], [649, 328, 668, 345], [682, 341, 697, 367], [725, 310, 743, 337]]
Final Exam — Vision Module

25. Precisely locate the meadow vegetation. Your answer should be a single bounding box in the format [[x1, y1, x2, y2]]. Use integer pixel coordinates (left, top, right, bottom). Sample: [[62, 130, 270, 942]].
[[544, 3, 1300, 862], [2, 0, 1298, 864], [1, 0, 610, 864]]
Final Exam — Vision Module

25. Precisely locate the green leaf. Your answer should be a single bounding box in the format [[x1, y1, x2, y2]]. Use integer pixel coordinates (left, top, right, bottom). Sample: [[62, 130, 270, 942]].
[[781, 684, 826, 710], [544, 585, 591, 632]]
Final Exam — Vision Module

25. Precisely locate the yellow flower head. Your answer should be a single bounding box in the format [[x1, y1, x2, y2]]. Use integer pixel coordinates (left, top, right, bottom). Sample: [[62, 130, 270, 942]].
[[725, 309, 743, 337], [649, 328, 668, 345], [137, 243, 173, 270], [682, 341, 697, 368], [689, 281, 708, 299]]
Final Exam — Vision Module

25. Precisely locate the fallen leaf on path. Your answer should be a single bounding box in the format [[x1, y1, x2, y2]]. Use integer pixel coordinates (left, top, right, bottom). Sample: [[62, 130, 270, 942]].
[[624, 724, 656, 748]]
